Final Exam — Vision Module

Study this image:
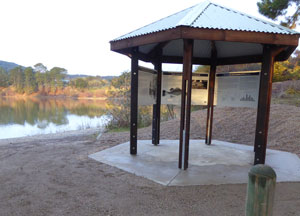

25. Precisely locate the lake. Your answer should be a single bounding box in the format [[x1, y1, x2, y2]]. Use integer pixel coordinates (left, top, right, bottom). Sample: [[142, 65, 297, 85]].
[[0, 97, 110, 139]]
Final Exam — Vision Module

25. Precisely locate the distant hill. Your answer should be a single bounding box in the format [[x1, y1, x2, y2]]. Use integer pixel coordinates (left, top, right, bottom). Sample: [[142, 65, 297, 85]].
[[66, 74, 89, 80], [101, 76, 116, 81], [0, 60, 117, 81], [66, 74, 116, 81], [0, 60, 24, 72]]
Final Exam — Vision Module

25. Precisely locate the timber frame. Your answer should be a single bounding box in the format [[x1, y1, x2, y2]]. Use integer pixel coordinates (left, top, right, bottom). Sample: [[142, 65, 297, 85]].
[[111, 22, 299, 170]]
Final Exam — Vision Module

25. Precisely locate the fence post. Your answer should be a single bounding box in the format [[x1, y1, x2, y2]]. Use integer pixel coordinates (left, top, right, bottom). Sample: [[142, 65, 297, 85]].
[[246, 164, 276, 216]]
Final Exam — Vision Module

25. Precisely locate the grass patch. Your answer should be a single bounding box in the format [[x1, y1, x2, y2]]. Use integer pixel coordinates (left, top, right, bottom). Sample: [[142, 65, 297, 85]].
[[272, 87, 300, 107], [272, 95, 300, 107]]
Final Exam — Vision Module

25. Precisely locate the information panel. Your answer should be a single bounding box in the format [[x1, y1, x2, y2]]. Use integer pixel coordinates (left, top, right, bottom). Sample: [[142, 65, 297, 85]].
[[215, 73, 260, 108], [137, 66, 260, 108], [138, 67, 157, 106], [161, 72, 208, 105]]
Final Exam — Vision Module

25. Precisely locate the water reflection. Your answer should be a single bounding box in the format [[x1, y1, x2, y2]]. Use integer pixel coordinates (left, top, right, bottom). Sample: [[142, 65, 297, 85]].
[[0, 97, 109, 139]]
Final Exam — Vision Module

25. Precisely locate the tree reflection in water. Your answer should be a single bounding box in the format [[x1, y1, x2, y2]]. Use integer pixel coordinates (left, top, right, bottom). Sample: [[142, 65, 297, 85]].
[[0, 97, 108, 139], [0, 97, 183, 139]]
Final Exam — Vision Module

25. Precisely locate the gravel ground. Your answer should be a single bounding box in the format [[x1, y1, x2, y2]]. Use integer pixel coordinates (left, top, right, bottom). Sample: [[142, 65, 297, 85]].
[[0, 104, 300, 216]]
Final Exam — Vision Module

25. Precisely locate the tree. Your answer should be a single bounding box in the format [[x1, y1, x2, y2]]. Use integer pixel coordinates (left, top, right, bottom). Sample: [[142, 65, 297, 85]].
[[49, 67, 67, 91], [9, 66, 24, 93], [86, 76, 107, 89], [106, 71, 155, 129], [195, 63, 261, 74], [110, 71, 130, 90], [44, 71, 51, 89], [24, 67, 36, 94], [106, 71, 131, 129], [273, 51, 300, 81], [194, 65, 210, 73], [33, 63, 47, 73], [287, 50, 300, 80], [34, 63, 48, 90], [0, 67, 9, 87], [35, 71, 45, 90], [257, 0, 300, 28], [74, 78, 88, 89], [9, 67, 17, 86], [257, 1, 300, 81]]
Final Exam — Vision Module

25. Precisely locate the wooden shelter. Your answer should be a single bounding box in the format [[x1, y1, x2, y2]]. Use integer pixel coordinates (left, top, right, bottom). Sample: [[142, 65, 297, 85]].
[[110, 1, 300, 170]]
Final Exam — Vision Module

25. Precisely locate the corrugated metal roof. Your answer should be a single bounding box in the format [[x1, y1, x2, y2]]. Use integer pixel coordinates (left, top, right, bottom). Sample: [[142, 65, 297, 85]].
[[112, 0, 299, 42]]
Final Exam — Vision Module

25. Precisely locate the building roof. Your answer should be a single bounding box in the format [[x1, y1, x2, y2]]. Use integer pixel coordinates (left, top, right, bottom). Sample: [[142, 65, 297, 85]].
[[110, 1, 300, 65], [112, 0, 298, 42]]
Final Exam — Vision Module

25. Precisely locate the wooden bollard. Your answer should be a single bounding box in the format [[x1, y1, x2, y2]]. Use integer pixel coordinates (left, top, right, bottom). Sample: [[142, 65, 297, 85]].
[[246, 165, 276, 216]]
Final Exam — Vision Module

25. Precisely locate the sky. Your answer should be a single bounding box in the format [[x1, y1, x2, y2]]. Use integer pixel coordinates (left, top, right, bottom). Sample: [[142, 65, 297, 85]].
[[0, 0, 298, 76]]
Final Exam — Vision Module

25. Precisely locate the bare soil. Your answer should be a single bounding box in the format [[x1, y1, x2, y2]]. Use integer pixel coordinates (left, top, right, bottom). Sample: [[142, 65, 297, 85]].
[[0, 104, 300, 216]]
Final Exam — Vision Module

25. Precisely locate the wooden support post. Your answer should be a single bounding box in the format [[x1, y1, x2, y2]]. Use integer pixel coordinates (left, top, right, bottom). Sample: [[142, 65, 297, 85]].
[[254, 45, 274, 164], [205, 42, 217, 145], [178, 69, 187, 169], [205, 106, 211, 144], [183, 39, 194, 170], [178, 39, 194, 170], [130, 47, 139, 155], [152, 47, 163, 145]]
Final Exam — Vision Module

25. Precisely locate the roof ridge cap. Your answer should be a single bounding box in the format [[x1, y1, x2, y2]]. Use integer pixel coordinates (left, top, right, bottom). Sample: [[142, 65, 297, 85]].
[[176, 1, 211, 26]]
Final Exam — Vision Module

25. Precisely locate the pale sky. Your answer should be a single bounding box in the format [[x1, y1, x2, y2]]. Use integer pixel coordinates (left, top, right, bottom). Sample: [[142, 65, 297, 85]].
[[0, 0, 298, 76]]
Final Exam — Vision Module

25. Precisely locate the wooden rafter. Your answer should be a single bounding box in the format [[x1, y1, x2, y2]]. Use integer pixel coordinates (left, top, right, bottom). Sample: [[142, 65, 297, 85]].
[[148, 41, 170, 60]]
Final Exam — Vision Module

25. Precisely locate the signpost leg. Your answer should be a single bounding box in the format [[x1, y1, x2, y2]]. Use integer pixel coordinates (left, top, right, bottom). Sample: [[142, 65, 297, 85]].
[[130, 47, 139, 155]]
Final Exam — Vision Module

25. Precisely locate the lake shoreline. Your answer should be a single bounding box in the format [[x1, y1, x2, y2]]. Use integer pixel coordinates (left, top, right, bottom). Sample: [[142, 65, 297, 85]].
[[0, 86, 108, 100], [0, 95, 107, 100], [0, 127, 101, 144]]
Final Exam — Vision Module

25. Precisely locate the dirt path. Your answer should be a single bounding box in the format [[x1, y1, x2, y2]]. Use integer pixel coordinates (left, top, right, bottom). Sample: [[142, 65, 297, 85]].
[[0, 104, 300, 216]]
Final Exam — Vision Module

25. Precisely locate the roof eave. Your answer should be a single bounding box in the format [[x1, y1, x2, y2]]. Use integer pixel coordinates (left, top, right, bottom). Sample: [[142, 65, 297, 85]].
[[110, 27, 182, 52], [275, 45, 298, 62], [110, 26, 299, 52]]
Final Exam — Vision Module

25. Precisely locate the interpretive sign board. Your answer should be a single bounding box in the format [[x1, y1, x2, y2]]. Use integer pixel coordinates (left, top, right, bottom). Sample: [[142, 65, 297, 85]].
[[138, 67, 157, 106], [161, 72, 208, 105], [215, 73, 260, 108], [137, 66, 260, 108]]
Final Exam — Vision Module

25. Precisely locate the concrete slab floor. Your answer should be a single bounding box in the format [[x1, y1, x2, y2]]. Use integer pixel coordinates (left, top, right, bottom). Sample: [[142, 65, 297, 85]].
[[89, 140, 300, 186]]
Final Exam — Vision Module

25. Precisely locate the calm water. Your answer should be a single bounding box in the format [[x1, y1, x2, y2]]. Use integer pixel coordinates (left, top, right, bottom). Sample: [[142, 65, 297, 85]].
[[0, 97, 110, 139]]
